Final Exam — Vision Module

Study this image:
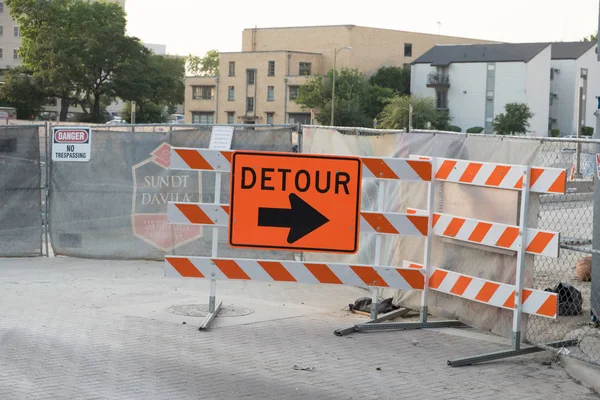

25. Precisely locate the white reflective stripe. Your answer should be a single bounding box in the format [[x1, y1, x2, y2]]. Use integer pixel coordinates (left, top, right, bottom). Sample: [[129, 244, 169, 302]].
[[385, 214, 424, 236], [193, 257, 225, 279], [169, 149, 190, 170], [461, 278, 486, 300], [327, 264, 365, 287], [470, 163, 496, 186], [281, 261, 320, 284], [202, 149, 231, 171], [522, 291, 548, 315], [436, 271, 459, 293], [457, 218, 478, 240], [385, 158, 420, 181], [504, 166, 525, 188], [167, 203, 188, 224], [164, 260, 182, 277], [488, 284, 515, 306], [236, 259, 272, 281]]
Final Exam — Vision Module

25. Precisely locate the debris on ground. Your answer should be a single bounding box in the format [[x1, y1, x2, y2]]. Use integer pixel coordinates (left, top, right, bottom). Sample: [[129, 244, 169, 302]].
[[376, 367, 382, 371], [349, 297, 398, 314], [412, 339, 422, 347], [293, 365, 316, 371]]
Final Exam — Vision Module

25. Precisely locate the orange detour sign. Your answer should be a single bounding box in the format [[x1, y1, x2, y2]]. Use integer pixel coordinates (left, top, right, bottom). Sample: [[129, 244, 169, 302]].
[[229, 151, 362, 253]]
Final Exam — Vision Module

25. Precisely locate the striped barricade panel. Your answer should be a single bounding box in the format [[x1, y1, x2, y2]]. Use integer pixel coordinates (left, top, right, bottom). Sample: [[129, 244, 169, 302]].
[[168, 202, 230, 227], [361, 157, 431, 181], [403, 262, 557, 319], [170, 147, 232, 172], [169, 202, 429, 237], [406, 208, 559, 258], [409, 155, 566, 195], [165, 256, 425, 290]]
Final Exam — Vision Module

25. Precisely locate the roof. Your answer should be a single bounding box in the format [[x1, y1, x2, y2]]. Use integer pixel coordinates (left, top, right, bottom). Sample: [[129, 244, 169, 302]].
[[551, 41, 596, 60], [412, 43, 551, 66], [219, 50, 322, 55]]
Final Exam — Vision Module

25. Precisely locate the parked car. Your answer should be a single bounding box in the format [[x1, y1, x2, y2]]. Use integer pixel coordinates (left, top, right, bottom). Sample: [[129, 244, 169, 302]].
[[168, 114, 185, 124]]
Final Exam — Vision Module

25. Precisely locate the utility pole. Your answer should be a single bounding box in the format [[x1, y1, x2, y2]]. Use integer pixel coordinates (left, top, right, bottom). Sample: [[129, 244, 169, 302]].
[[330, 46, 352, 126], [591, 0, 600, 323]]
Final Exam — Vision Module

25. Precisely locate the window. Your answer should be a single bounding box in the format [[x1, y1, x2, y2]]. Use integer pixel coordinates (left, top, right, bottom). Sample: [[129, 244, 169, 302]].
[[13, 49, 18, 60], [228, 86, 235, 101], [550, 68, 554, 80], [0, 26, 3, 36], [14, 26, 19, 37], [227, 112, 235, 124], [247, 69, 255, 84], [435, 90, 448, 109], [228, 61, 235, 76], [289, 86, 299, 100], [247, 97, 254, 112], [266, 112, 274, 124], [486, 91, 494, 101], [0, 48, 3, 59], [0, 2, 4, 13], [299, 62, 312, 76], [267, 86, 274, 101], [192, 112, 214, 125], [487, 64, 495, 71], [268, 61, 275, 76], [404, 43, 413, 57], [192, 86, 215, 100]]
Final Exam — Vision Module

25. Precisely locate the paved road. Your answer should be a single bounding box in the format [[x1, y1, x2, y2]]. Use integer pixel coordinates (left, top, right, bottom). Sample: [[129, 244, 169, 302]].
[[0, 258, 598, 400]]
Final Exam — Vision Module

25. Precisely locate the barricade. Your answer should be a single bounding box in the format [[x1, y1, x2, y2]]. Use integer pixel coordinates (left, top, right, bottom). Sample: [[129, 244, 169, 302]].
[[163, 146, 576, 366], [165, 147, 435, 330]]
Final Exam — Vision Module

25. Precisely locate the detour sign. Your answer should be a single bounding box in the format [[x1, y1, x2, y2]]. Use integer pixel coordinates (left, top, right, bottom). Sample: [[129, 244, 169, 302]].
[[229, 151, 362, 253]]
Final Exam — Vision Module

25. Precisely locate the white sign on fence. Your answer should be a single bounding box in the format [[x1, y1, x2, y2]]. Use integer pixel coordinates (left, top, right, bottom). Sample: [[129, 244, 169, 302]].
[[52, 127, 92, 162], [209, 126, 234, 150]]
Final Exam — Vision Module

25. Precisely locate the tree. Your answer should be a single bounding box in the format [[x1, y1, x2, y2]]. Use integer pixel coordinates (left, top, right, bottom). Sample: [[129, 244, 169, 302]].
[[121, 101, 168, 123], [0, 68, 48, 119], [583, 32, 598, 42], [187, 50, 219, 76], [376, 95, 450, 130], [369, 66, 411, 96], [295, 68, 373, 127], [492, 103, 533, 135]]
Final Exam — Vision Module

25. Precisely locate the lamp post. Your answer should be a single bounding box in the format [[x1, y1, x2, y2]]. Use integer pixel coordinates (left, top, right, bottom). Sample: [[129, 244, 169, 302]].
[[331, 46, 352, 126]]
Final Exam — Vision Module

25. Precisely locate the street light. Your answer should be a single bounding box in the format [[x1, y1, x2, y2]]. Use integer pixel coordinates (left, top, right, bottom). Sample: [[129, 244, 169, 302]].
[[331, 46, 352, 126]]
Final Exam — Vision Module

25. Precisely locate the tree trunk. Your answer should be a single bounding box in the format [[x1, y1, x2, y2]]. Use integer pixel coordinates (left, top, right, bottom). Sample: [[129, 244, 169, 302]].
[[92, 92, 101, 122], [59, 97, 70, 121]]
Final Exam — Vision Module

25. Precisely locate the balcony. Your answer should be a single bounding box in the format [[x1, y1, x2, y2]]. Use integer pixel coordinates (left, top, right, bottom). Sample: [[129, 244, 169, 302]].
[[427, 73, 450, 88]]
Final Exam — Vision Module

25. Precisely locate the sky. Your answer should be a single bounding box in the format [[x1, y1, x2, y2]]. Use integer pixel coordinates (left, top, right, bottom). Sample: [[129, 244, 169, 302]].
[[124, 0, 600, 57]]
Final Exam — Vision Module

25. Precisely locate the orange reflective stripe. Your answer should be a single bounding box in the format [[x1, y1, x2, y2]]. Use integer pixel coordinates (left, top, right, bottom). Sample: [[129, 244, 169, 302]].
[[485, 165, 511, 186], [548, 171, 566, 194], [167, 257, 204, 278], [503, 291, 516, 308], [221, 151, 233, 163], [304, 263, 343, 285], [361, 213, 399, 234], [514, 176, 524, 189], [406, 215, 428, 236], [435, 160, 457, 180], [398, 269, 425, 289], [468, 222, 493, 243], [350, 266, 388, 287], [213, 259, 251, 280], [361, 158, 399, 179], [496, 227, 520, 248], [450, 276, 473, 296], [459, 163, 483, 183], [175, 203, 213, 224], [529, 168, 543, 188], [475, 282, 500, 302], [526, 232, 555, 254], [406, 160, 432, 181], [221, 205, 230, 214], [521, 289, 533, 304], [443, 217, 466, 237], [429, 269, 448, 289], [258, 261, 297, 282], [537, 295, 558, 317], [176, 149, 213, 170], [432, 213, 441, 227]]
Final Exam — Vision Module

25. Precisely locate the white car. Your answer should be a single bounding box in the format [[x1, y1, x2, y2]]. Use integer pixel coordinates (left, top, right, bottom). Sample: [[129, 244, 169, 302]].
[[168, 114, 185, 124]]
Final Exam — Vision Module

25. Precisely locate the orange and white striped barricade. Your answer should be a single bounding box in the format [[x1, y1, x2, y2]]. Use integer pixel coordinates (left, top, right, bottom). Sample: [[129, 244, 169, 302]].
[[401, 155, 572, 366], [165, 147, 436, 330]]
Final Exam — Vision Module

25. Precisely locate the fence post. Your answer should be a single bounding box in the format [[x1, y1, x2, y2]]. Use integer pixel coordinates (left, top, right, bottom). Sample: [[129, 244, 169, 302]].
[[591, 108, 600, 321]]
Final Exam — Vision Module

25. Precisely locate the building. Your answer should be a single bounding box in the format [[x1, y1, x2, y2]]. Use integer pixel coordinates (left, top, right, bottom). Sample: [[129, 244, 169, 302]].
[[0, 0, 126, 70], [549, 41, 598, 136], [411, 42, 599, 137], [185, 25, 496, 125]]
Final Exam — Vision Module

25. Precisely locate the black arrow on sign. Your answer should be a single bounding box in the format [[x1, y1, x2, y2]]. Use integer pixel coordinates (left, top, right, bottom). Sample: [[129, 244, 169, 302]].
[[258, 193, 330, 244]]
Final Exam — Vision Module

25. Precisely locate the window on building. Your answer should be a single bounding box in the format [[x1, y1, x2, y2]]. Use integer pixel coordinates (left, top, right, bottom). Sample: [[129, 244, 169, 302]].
[[487, 64, 495, 71], [192, 112, 214, 125], [0, 26, 4, 36], [267, 86, 275, 101], [192, 86, 215, 100], [435, 90, 448, 109], [0, 2, 4, 13], [13, 49, 18, 60], [14, 26, 19, 37], [550, 68, 554, 80], [266, 112, 274, 125], [247, 97, 254, 112], [228, 86, 235, 101], [299, 62, 312, 76], [247, 69, 255, 84], [289, 86, 299, 100], [227, 112, 235, 124], [0, 48, 3, 59], [229, 61, 235, 76], [404, 43, 413, 57], [268, 61, 276, 76], [486, 91, 494, 101]]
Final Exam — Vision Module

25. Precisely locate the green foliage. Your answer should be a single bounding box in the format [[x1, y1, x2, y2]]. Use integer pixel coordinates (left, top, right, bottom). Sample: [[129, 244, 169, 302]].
[[492, 103, 533, 135], [448, 125, 461, 132], [363, 85, 395, 120], [377, 95, 451, 130], [121, 101, 168, 123], [187, 50, 219, 76], [550, 128, 560, 137], [368, 66, 411, 96], [466, 126, 485, 133], [583, 32, 598, 42], [582, 126, 594, 136], [0, 68, 48, 119]]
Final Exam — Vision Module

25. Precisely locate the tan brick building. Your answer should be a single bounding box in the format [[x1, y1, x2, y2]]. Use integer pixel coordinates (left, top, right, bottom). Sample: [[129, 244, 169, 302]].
[[185, 25, 496, 125]]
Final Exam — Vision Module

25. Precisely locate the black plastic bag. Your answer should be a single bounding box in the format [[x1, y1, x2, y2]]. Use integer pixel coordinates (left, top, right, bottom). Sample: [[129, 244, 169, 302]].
[[544, 283, 583, 316]]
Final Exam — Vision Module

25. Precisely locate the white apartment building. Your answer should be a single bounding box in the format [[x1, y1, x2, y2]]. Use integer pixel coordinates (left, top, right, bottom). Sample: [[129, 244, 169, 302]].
[[411, 42, 553, 135], [549, 42, 598, 136]]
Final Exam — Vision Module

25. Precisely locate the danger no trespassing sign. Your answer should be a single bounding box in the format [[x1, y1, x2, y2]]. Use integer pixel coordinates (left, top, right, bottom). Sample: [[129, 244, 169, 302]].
[[52, 127, 92, 162]]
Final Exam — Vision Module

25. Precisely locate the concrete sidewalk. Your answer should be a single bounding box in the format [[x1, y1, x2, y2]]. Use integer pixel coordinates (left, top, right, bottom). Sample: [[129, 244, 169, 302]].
[[0, 257, 598, 400]]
